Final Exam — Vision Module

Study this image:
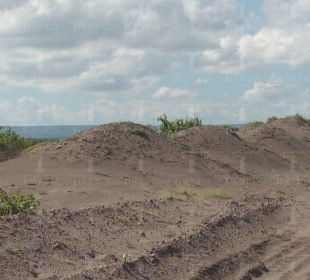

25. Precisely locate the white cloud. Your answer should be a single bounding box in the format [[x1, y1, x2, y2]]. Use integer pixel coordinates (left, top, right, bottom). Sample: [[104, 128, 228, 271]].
[[0, 0, 308, 126], [0, 0, 307, 93], [237, 0, 310, 69], [198, 0, 310, 73], [0, 0, 249, 93], [263, 0, 310, 26], [238, 26, 310, 68], [153, 87, 197, 98], [241, 74, 295, 102], [195, 78, 209, 85], [0, 96, 73, 125]]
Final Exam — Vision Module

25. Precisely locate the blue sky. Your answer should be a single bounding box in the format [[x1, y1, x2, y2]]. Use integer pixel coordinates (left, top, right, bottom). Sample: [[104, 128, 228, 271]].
[[0, 0, 309, 125]]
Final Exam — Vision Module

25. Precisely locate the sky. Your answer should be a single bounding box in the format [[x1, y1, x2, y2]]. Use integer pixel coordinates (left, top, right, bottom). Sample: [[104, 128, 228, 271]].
[[0, 0, 309, 125]]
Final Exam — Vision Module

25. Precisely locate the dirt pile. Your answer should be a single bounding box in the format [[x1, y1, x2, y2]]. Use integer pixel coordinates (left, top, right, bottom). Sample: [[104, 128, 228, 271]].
[[171, 125, 244, 153], [2, 118, 310, 279], [240, 117, 310, 143], [239, 117, 310, 170], [0, 195, 284, 280], [1, 118, 308, 209], [35, 122, 185, 162], [172, 125, 290, 181], [25, 122, 260, 189]]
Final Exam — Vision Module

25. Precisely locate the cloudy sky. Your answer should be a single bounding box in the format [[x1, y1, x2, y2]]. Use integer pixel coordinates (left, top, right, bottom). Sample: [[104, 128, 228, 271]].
[[0, 0, 309, 125]]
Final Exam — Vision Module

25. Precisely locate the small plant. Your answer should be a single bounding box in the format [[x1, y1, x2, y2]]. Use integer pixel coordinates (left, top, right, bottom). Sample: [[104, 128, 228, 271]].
[[243, 121, 264, 130], [201, 189, 230, 200], [122, 252, 129, 263], [23, 141, 48, 154], [141, 209, 158, 217], [14, 250, 24, 258], [0, 188, 40, 216], [0, 127, 36, 160], [293, 114, 308, 123], [132, 206, 159, 217], [162, 187, 192, 201], [8, 249, 24, 259], [114, 215, 129, 224], [157, 114, 202, 135], [221, 125, 239, 132], [266, 116, 278, 123], [125, 128, 148, 139]]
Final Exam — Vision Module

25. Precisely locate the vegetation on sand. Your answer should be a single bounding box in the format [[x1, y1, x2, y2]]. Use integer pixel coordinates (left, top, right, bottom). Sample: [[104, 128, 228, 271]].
[[266, 116, 278, 123], [157, 114, 202, 135], [291, 113, 309, 123], [114, 215, 129, 224], [221, 125, 240, 133], [0, 127, 36, 160], [0, 188, 40, 216], [244, 121, 264, 129]]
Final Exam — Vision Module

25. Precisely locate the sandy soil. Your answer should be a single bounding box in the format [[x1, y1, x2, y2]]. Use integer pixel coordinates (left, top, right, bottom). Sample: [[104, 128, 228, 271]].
[[1, 117, 310, 279]]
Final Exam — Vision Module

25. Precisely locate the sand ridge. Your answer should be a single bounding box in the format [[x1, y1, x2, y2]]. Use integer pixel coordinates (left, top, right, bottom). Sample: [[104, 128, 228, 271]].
[[1, 117, 310, 279]]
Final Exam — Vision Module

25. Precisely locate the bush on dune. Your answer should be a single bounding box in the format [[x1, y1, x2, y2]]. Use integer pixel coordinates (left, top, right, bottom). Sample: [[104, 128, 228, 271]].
[[243, 121, 264, 130], [291, 113, 309, 123], [157, 114, 202, 135], [0, 188, 39, 216], [221, 125, 239, 132], [0, 127, 36, 160], [266, 116, 278, 123]]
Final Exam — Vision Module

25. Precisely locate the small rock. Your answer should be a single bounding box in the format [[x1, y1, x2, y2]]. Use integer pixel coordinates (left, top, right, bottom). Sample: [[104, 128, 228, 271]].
[[56, 145, 62, 149], [139, 231, 146, 238], [31, 270, 39, 278]]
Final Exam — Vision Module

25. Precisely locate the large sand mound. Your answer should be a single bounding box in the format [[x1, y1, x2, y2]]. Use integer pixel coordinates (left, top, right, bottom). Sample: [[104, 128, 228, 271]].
[[240, 117, 310, 143], [0, 122, 261, 209], [239, 118, 310, 157], [239, 117, 310, 169], [1, 119, 308, 209], [36, 122, 185, 162], [172, 125, 290, 179], [1, 119, 310, 279]]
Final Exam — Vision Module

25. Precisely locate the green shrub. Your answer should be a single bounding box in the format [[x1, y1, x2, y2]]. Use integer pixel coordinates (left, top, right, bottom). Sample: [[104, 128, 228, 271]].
[[293, 114, 308, 122], [266, 116, 278, 123], [0, 127, 36, 160], [22, 141, 48, 153], [221, 125, 239, 132], [157, 114, 202, 135], [243, 121, 264, 130], [0, 188, 40, 216]]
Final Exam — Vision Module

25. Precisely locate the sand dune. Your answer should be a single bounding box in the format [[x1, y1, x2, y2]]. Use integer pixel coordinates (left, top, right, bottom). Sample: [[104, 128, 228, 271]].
[[1, 117, 310, 279]]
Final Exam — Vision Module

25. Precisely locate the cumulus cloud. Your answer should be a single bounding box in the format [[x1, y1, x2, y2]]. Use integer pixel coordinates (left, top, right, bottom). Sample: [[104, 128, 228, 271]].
[[237, 0, 310, 69], [238, 26, 310, 68], [153, 87, 197, 98], [0, 0, 307, 92], [0, 0, 249, 93], [241, 74, 296, 102], [0, 0, 308, 124], [197, 0, 310, 73], [0, 96, 71, 125]]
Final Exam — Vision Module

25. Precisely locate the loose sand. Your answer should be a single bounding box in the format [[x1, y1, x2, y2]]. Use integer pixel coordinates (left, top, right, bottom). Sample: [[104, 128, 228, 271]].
[[1, 117, 310, 279]]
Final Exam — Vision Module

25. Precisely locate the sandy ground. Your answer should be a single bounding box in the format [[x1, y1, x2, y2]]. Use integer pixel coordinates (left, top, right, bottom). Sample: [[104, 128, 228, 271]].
[[1, 117, 310, 279]]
